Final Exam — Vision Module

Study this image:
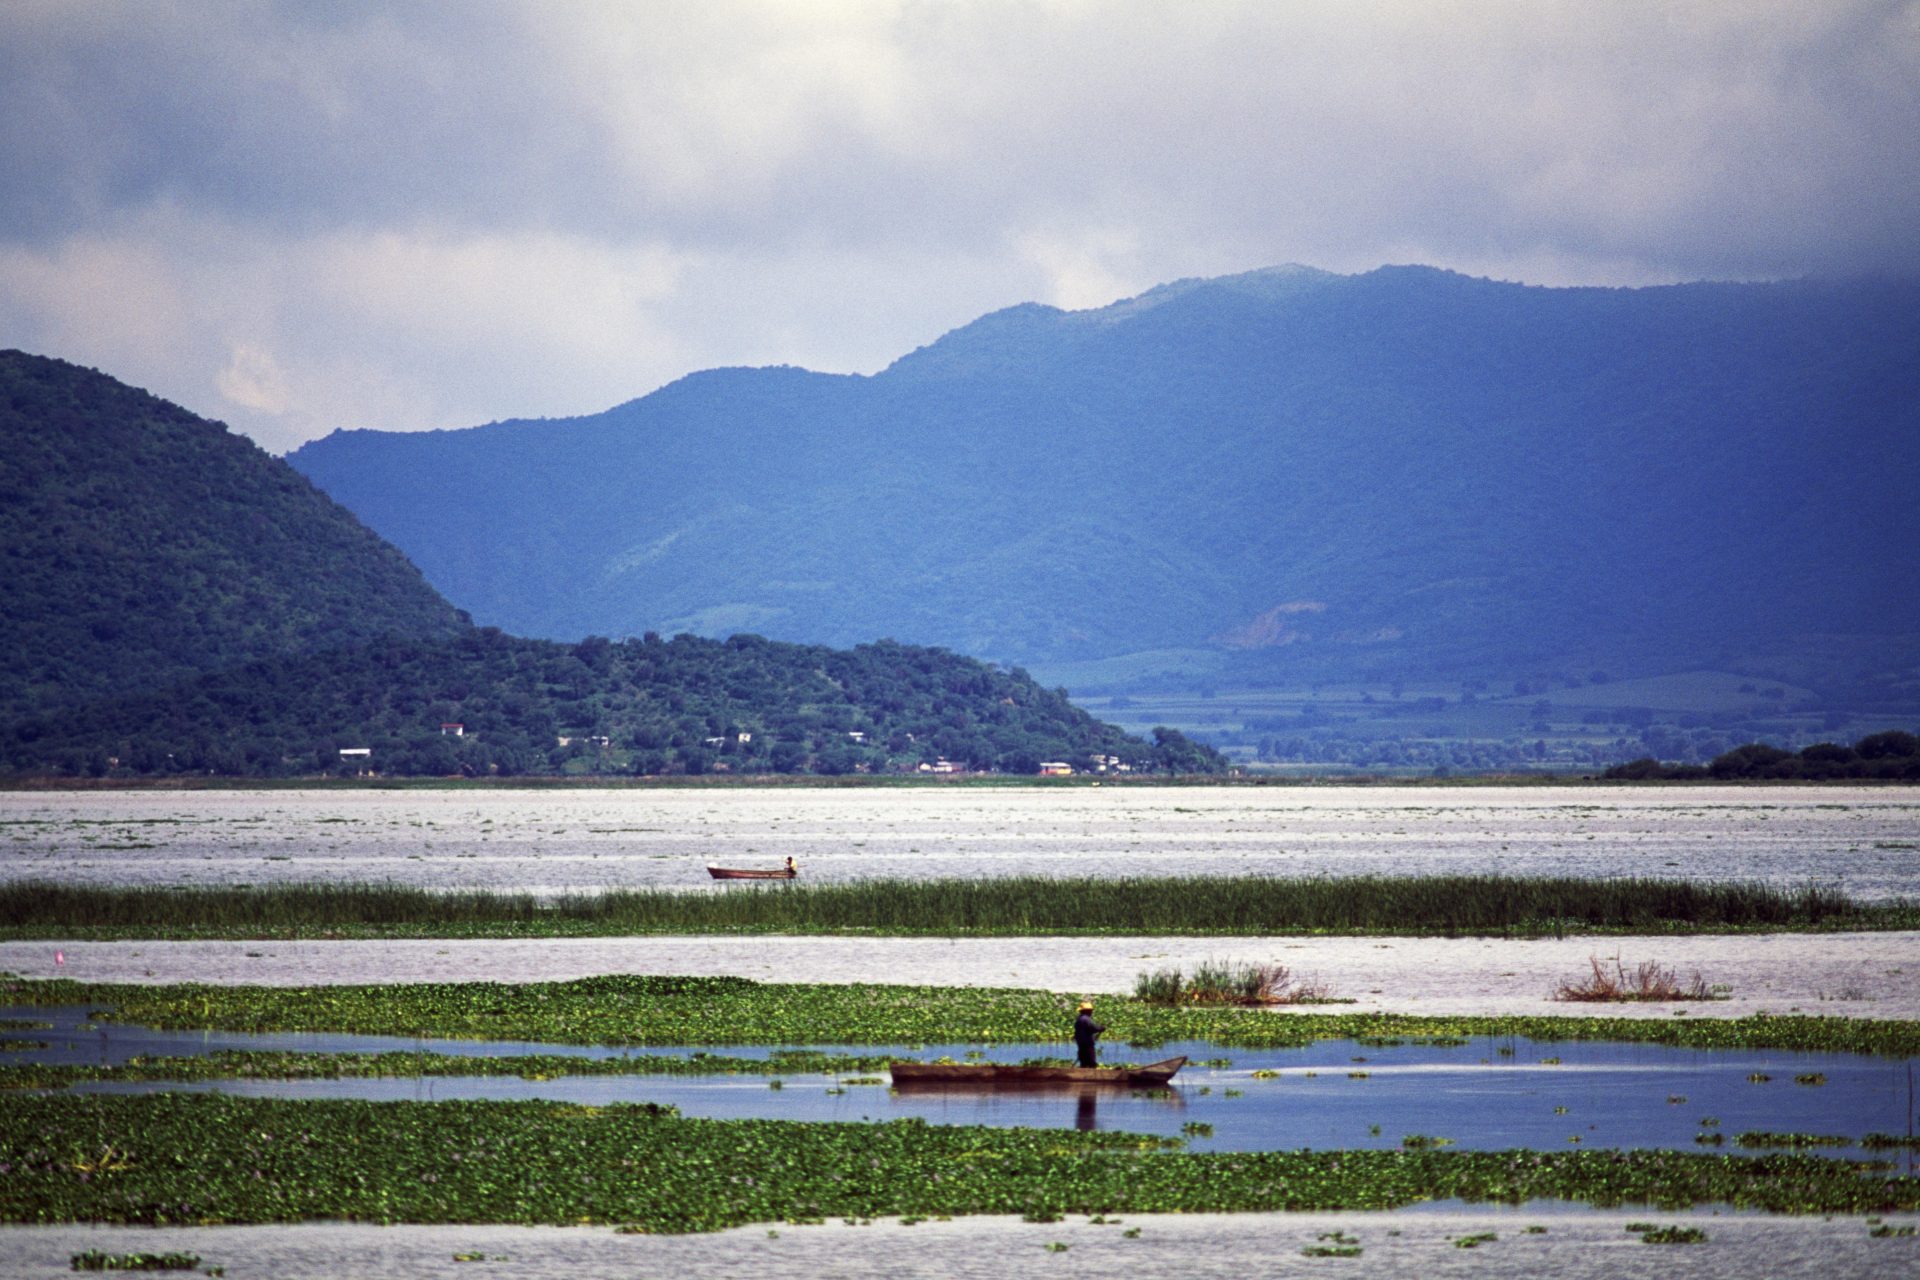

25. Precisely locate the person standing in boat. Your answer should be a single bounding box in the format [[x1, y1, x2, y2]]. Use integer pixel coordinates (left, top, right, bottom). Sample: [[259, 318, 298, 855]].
[[1073, 1000, 1105, 1068], [785, 856, 796, 875]]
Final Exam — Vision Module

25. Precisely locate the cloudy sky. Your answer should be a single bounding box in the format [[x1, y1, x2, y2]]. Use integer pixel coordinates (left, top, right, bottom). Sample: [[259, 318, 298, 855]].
[[3, 1, 1916, 453]]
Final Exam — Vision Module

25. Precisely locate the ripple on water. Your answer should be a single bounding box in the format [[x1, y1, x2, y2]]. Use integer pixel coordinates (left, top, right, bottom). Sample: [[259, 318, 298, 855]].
[[7, 1007, 1914, 1163], [2, 785, 1916, 897]]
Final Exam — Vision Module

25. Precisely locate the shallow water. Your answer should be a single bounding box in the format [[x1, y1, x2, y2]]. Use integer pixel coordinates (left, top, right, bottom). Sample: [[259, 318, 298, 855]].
[[7, 1212, 1916, 1280], [7, 1006, 1912, 1164], [3, 785, 1916, 896]]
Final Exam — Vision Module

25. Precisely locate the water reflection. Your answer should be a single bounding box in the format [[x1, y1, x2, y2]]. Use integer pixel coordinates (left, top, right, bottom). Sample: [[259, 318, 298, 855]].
[[2, 1006, 1911, 1165]]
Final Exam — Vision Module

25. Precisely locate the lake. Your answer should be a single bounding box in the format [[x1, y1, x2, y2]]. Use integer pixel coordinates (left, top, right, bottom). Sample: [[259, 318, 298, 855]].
[[3, 785, 1916, 898], [5, 1006, 1912, 1162]]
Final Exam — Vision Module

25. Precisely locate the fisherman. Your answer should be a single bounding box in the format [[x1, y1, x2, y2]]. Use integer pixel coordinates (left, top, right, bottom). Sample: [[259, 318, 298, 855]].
[[1073, 1000, 1105, 1068], [785, 856, 796, 874]]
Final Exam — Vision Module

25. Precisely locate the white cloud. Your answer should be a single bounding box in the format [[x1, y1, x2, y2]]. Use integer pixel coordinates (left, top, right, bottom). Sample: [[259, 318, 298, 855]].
[[0, 0, 1914, 449], [214, 344, 292, 417]]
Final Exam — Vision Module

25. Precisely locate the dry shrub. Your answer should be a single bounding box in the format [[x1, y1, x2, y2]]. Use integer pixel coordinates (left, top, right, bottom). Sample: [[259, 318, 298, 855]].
[[1554, 954, 1715, 1002]]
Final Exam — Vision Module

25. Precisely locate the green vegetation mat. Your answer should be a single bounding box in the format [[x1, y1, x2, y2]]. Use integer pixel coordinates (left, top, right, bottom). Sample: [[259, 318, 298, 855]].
[[5, 874, 1910, 940], [4, 1094, 1914, 1228], [0, 1048, 899, 1092], [8, 974, 1919, 1056]]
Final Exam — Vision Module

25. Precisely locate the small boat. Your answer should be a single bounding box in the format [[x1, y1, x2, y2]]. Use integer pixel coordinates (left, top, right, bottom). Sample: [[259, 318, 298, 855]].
[[706, 864, 797, 880], [889, 1056, 1186, 1088]]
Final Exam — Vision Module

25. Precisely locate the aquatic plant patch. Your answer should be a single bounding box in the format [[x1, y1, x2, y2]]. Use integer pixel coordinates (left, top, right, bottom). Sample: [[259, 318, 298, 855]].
[[14, 979, 1917, 1079], [2, 1094, 1916, 1230], [1734, 1132, 1855, 1149], [1861, 1135, 1920, 1150], [3, 874, 1910, 940], [67, 1251, 204, 1271], [9, 973, 1920, 1056], [1637, 1224, 1708, 1244], [0, 1048, 899, 1092]]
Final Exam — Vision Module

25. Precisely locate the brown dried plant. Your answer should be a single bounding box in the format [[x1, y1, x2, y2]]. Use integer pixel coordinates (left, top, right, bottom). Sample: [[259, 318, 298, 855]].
[[1554, 954, 1716, 1002]]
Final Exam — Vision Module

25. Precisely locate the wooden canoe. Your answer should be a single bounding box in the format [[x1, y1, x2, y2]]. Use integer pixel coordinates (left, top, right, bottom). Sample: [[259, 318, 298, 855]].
[[889, 1056, 1186, 1088], [706, 865, 797, 880]]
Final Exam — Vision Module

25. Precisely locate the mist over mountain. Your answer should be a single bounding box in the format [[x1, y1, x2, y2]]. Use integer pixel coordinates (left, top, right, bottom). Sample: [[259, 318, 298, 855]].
[[289, 267, 1920, 706]]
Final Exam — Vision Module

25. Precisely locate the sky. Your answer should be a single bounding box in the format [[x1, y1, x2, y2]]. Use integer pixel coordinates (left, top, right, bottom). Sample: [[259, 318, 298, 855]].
[[2, 0, 1916, 454]]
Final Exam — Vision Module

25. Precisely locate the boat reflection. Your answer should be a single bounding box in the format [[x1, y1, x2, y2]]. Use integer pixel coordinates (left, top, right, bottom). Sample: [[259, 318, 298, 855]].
[[887, 1078, 1186, 1134]]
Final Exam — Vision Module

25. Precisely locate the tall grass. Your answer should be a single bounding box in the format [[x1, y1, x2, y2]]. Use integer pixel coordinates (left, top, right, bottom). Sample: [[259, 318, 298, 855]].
[[0, 874, 1910, 939], [1133, 960, 1335, 1005]]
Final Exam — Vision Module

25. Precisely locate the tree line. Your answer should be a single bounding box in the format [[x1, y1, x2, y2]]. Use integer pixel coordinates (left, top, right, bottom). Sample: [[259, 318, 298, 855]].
[[1, 629, 1225, 779], [1604, 730, 1920, 781]]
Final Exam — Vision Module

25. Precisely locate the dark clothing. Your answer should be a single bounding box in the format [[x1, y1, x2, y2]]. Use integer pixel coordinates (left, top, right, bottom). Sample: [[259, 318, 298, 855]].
[[1074, 1011, 1105, 1068]]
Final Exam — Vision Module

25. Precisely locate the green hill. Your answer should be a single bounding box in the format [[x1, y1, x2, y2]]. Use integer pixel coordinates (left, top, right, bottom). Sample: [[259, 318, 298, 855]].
[[0, 350, 467, 720], [0, 351, 1208, 777]]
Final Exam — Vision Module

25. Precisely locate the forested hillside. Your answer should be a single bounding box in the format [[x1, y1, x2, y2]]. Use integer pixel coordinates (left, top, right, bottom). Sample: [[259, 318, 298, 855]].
[[0, 351, 466, 719], [0, 350, 1211, 779], [289, 267, 1920, 703], [1, 629, 1217, 778]]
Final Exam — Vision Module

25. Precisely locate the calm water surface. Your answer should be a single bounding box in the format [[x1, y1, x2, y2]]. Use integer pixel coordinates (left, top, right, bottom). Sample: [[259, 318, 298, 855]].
[[6, 1006, 1912, 1164], [3, 786, 1916, 897]]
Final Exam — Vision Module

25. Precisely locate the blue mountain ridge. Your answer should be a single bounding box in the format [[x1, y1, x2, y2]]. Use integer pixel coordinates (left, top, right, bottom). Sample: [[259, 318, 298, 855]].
[[288, 265, 1920, 701]]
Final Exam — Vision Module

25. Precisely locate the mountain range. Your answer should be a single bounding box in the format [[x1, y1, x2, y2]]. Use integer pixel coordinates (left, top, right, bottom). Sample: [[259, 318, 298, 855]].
[[288, 266, 1920, 703], [0, 352, 1203, 777]]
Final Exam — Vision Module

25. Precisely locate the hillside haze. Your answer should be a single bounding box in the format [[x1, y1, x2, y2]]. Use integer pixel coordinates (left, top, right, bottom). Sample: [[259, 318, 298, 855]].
[[1, 349, 1198, 777], [0, 350, 467, 719], [288, 267, 1920, 702]]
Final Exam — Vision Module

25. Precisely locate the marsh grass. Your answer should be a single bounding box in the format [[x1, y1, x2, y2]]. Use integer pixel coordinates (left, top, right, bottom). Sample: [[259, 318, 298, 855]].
[[1132, 961, 1336, 1006], [1553, 955, 1719, 1003], [2, 874, 1906, 940], [0, 1048, 896, 1092]]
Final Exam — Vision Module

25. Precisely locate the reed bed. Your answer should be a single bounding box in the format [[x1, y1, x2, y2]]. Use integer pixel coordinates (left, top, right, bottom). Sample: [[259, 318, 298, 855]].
[[1133, 960, 1336, 1005], [1, 874, 1910, 939]]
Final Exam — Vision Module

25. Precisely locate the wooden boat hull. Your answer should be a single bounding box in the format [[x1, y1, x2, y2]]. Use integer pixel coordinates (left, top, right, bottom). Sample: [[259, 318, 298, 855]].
[[889, 1056, 1186, 1088], [706, 866, 797, 879]]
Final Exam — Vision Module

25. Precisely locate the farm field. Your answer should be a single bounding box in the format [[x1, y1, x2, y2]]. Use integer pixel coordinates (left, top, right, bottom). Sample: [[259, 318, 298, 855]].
[[1059, 672, 1893, 773]]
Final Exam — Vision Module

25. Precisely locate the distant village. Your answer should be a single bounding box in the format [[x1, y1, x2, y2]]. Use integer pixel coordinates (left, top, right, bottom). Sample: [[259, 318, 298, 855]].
[[332, 722, 1138, 777]]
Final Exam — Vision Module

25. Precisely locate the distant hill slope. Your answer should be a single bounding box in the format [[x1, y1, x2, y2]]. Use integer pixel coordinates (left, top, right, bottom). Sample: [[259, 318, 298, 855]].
[[288, 267, 1920, 695], [0, 350, 1202, 778], [0, 350, 468, 719], [1, 629, 1217, 778]]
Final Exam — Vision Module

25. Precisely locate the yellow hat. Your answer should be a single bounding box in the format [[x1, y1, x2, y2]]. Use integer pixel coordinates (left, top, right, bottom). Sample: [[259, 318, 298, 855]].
[[1077, 1000, 1094, 1012]]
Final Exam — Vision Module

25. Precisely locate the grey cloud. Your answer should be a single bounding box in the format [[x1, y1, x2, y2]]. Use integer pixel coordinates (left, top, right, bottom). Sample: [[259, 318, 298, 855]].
[[1, 1, 1915, 450]]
